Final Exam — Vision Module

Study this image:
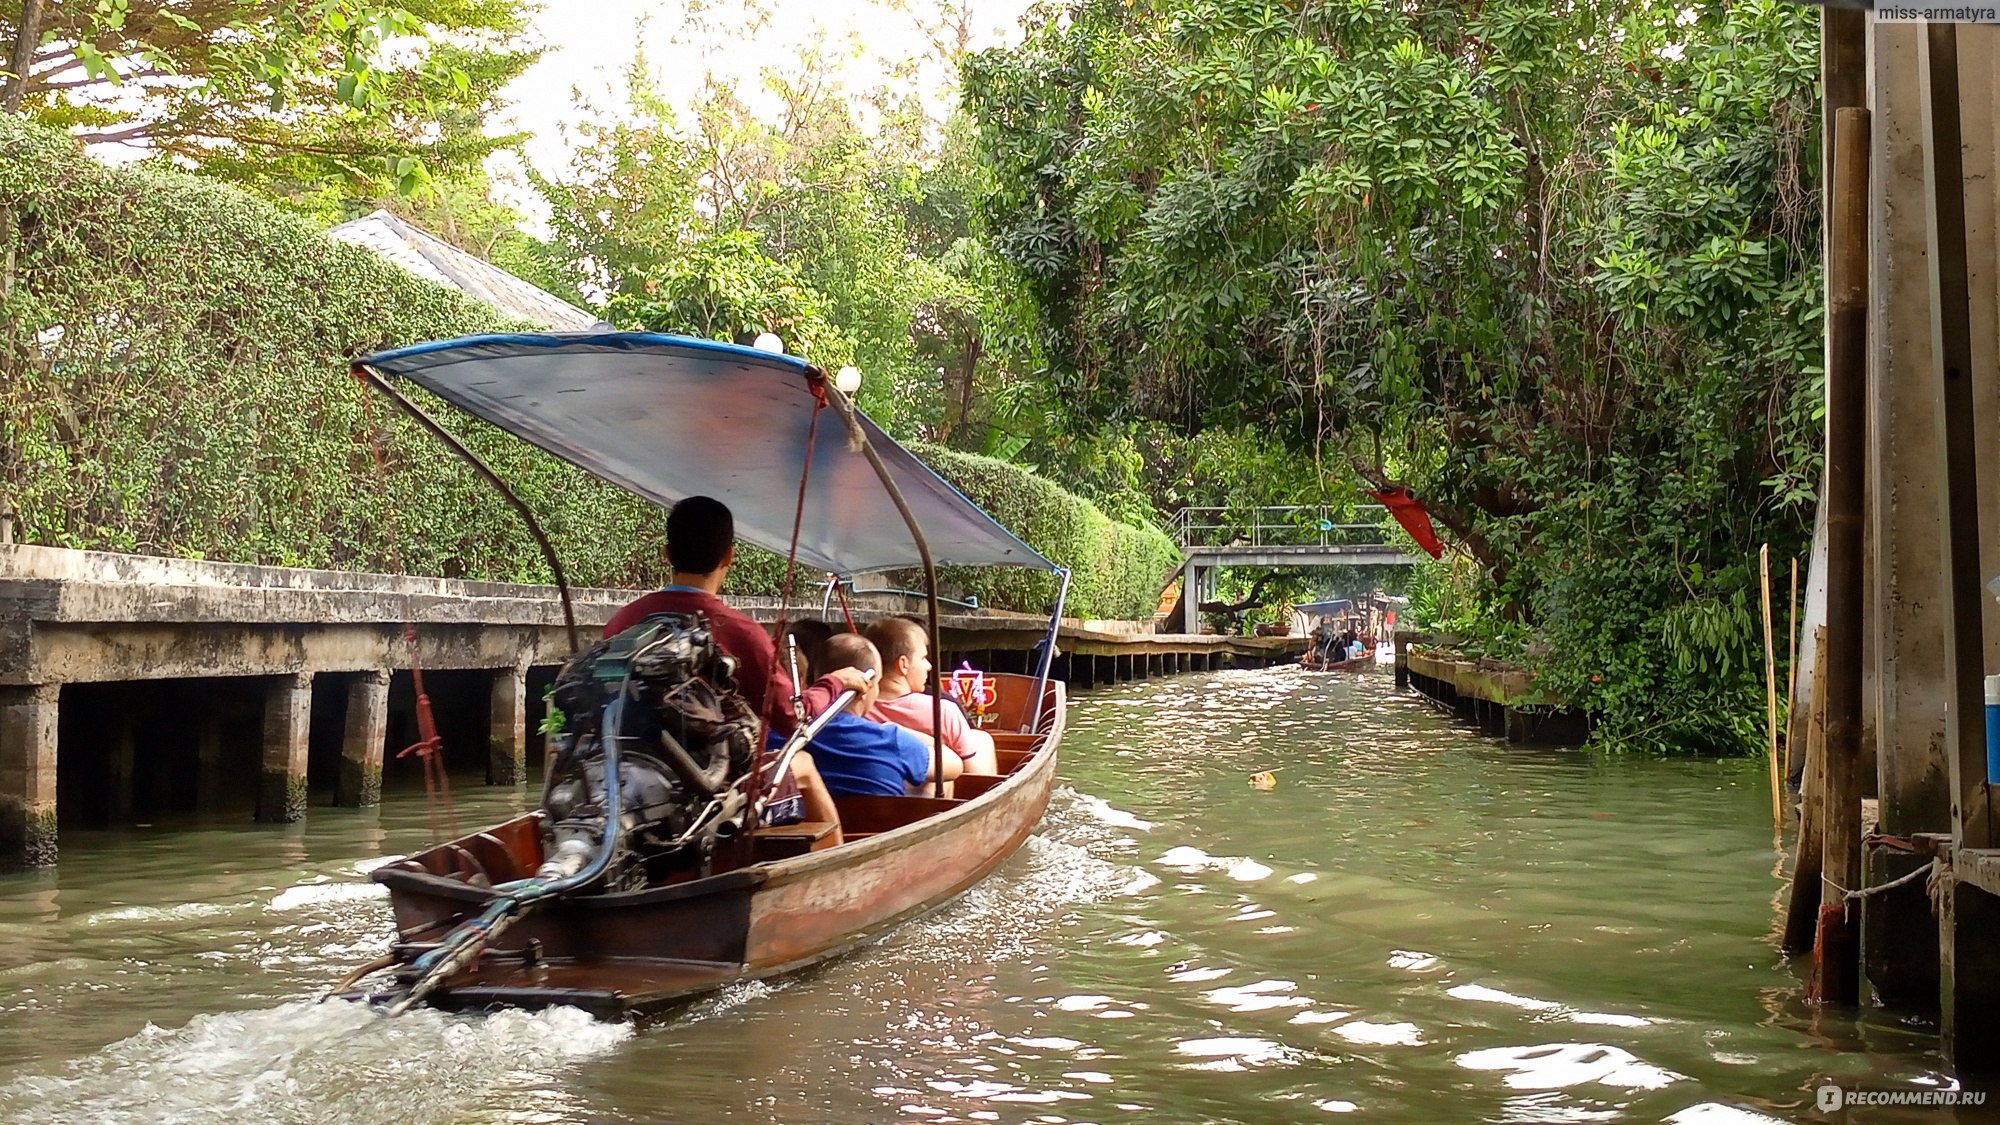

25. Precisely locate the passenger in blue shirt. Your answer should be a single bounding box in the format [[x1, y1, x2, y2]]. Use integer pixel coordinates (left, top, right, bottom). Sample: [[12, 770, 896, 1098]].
[[809, 633, 963, 797]]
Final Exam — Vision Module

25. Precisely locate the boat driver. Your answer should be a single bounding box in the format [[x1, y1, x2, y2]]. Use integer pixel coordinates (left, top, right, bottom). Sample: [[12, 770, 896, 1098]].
[[805, 633, 963, 798], [605, 496, 863, 833]]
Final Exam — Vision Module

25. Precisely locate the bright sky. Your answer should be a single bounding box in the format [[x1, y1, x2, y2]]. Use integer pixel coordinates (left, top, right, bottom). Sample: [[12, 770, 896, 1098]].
[[490, 0, 1037, 192]]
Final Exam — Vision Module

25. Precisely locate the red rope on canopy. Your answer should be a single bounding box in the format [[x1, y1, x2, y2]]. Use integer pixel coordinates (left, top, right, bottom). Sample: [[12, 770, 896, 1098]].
[[751, 370, 829, 813], [356, 368, 458, 842]]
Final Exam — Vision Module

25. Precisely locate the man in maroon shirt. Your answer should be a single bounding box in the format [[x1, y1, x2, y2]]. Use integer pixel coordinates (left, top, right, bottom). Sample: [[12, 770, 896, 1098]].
[[605, 496, 855, 834]]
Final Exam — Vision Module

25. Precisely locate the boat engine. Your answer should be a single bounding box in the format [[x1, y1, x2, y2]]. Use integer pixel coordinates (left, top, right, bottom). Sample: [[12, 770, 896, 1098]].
[[540, 613, 760, 888]]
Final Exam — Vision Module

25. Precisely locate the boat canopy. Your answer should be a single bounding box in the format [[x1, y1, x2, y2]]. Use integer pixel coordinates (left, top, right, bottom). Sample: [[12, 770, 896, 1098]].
[[1293, 599, 1351, 617], [357, 332, 1056, 577]]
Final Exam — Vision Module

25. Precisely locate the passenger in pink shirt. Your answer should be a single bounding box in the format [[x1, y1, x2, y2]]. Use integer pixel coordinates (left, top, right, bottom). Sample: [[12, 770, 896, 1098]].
[[863, 616, 1000, 775]]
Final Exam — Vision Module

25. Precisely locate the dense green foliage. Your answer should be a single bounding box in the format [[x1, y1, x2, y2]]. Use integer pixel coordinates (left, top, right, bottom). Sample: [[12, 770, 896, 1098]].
[[3, 0, 1835, 745], [0, 117, 667, 586], [965, 0, 1823, 751], [0, 117, 1171, 616], [1, 1, 535, 202], [913, 443, 1181, 621]]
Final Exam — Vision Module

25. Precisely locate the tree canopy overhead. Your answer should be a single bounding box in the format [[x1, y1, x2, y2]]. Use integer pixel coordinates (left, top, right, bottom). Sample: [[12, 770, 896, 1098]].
[[965, 0, 1824, 749], [0, 0, 535, 199]]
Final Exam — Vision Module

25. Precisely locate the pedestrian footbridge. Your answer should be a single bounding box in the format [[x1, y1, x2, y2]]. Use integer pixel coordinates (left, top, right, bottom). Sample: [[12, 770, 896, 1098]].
[[1167, 506, 1424, 633]]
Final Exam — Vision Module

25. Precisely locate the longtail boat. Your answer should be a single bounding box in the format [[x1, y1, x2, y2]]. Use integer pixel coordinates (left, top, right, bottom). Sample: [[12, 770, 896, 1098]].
[[1301, 653, 1371, 672], [333, 332, 1072, 1019], [369, 671, 1062, 1019]]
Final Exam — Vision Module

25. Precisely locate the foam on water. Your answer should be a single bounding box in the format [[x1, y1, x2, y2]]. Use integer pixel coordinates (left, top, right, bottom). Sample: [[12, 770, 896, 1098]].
[[0, 1000, 631, 1125], [85, 902, 237, 926]]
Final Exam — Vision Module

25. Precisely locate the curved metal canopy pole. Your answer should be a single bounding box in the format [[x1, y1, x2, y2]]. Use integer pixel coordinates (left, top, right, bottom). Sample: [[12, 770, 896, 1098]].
[[818, 373, 949, 798], [352, 364, 582, 653], [1024, 566, 1070, 732]]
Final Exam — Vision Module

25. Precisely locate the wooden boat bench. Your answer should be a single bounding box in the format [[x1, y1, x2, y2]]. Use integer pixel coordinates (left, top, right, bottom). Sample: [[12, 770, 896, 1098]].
[[952, 773, 1006, 800], [747, 820, 840, 861]]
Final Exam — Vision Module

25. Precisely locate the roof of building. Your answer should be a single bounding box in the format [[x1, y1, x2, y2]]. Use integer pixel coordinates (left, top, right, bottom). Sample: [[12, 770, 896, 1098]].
[[327, 209, 596, 331]]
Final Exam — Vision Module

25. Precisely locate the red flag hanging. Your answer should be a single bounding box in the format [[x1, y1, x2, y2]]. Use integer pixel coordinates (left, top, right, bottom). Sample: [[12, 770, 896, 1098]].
[[1370, 488, 1446, 559]]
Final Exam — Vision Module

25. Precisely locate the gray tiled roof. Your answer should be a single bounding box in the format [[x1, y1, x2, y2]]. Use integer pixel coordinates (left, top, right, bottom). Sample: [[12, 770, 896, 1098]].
[[328, 209, 595, 330]]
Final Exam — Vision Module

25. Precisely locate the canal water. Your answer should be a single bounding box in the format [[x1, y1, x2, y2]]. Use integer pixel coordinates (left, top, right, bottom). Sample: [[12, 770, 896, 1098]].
[[0, 667, 1969, 1123]]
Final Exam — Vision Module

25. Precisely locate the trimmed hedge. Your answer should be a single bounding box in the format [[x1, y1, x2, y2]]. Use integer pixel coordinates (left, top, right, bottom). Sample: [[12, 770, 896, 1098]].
[[0, 118, 670, 586], [909, 444, 1182, 621], [0, 119, 1177, 616]]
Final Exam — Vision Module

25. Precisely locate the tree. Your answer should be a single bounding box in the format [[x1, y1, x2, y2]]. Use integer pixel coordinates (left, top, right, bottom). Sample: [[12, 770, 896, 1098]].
[[965, 0, 1823, 750], [0, 0, 535, 199], [529, 50, 705, 301]]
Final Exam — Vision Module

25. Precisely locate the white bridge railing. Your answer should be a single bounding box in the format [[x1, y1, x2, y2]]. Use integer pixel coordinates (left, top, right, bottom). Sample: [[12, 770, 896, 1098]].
[[1166, 504, 1393, 549]]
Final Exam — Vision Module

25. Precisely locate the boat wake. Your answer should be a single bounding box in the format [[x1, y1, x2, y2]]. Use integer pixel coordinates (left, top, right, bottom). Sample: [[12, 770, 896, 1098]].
[[0, 998, 631, 1125], [879, 788, 1157, 968]]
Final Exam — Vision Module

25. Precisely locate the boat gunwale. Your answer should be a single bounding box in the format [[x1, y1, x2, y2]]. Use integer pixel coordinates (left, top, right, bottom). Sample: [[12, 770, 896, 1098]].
[[372, 679, 1066, 906]]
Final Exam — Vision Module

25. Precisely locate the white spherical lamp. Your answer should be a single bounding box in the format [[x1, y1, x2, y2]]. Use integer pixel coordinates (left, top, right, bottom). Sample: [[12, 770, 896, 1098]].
[[834, 365, 862, 394], [752, 332, 785, 354]]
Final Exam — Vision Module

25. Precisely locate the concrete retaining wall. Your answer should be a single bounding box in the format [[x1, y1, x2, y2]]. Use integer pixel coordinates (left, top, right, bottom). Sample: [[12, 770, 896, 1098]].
[[0, 544, 1302, 867]]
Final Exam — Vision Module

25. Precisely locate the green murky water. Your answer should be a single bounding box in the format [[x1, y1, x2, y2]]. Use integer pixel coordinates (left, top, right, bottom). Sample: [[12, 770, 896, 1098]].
[[0, 666, 1975, 1122]]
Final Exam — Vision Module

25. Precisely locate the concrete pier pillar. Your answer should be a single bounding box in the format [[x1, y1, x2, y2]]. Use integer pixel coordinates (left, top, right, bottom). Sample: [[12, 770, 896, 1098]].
[[338, 671, 389, 808], [108, 721, 135, 824], [0, 685, 59, 868], [489, 665, 528, 786], [1178, 561, 1201, 634], [1938, 24, 2000, 1069], [257, 673, 311, 823], [195, 712, 224, 812], [1942, 873, 2000, 1075]]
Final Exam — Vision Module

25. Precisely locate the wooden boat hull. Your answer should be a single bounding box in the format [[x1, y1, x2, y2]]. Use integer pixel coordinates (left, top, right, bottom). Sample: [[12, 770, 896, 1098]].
[[367, 674, 1064, 1019], [1301, 655, 1371, 672]]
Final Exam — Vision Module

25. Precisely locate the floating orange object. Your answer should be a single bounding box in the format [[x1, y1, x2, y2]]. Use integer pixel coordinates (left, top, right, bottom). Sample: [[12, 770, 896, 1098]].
[[1249, 770, 1278, 790]]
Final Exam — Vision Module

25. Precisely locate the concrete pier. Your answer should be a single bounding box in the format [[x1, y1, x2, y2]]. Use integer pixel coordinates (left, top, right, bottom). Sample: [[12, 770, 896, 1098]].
[[338, 672, 389, 807], [258, 673, 311, 823], [0, 685, 58, 869], [0, 542, 1304, 867], [196, 712, 224, 811], [1399, 647, 1589, 746], [489, 665, 528, 787]]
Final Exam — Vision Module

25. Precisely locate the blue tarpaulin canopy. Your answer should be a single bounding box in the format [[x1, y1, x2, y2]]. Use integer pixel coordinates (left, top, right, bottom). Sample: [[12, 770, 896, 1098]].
[[357, 332, 1056, 578], [1293, 599, 1351, 617]]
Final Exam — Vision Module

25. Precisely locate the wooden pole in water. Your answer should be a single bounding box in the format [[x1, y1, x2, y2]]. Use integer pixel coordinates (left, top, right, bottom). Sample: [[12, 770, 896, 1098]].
[[1784, 625, 1830, 955], [1761, 544, 1782, 828], [1814, 104, 1870, 1007]]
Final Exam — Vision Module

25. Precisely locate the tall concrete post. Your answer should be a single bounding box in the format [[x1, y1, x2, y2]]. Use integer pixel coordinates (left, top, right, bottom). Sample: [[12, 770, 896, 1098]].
[[1863, 22, 1954, 1010], [257, 673, 311, 823], [1922, 22, 2000, 1069], [0, 685, 58, 868], [337, 671, 388, 808], [1179, 561, 1200, 635], [489, 665, 528, 786]]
